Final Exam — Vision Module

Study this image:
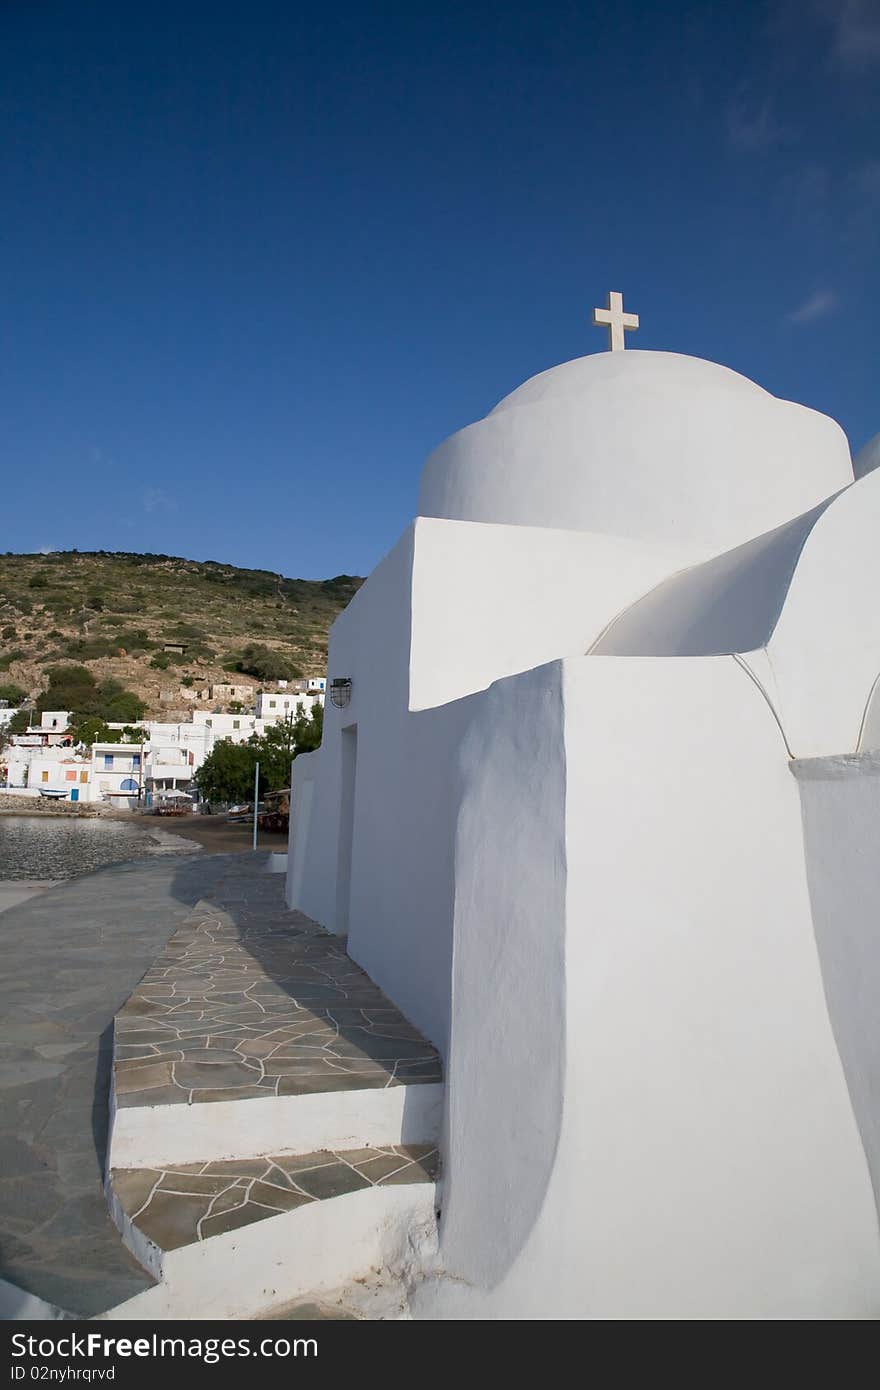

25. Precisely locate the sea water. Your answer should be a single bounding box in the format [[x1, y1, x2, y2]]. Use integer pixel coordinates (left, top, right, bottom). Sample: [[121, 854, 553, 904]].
[[0, 815, 184, 880]]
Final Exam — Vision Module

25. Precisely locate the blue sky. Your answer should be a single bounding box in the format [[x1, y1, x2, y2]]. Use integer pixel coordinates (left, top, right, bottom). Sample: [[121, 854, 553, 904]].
[[2, 1, 878, 578]]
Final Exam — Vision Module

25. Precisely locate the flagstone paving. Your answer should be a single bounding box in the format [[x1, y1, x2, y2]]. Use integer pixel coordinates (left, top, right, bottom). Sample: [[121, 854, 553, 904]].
[[0, 850, 442, 1319], [113, 1144, 439, 1250], [113, 879, 442, 1108], [0, 853, 236, 1317]]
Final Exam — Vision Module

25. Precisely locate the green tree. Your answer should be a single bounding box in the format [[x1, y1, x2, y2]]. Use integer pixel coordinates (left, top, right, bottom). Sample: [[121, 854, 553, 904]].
[[251, 718, 298, 791], [70, 716, 119, 747], [96, 680, 145, 722], [0, 683, 26, 706], [37, 665, 98, 714], [228, 644, 302, 682], [36, 667, 145, 723], [70, 717, 144, 748], [247, 706, 324, 792], [195, 706, 323, 803], [195, 739, 258, 803], [292, 701, 323, 756]]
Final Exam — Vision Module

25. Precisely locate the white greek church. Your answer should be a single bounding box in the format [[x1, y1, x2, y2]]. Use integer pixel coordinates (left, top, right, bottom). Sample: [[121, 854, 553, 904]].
[[286, 294, 880, 1318]]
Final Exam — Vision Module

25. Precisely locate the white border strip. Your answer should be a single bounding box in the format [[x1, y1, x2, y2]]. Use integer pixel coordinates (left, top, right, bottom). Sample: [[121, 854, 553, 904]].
[[109, 1082, 443, 1169], [101, 1184, 439, 1321]]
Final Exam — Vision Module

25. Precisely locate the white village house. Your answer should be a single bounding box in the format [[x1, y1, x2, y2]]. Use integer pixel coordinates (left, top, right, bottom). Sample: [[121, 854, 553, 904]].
[[255, 690, 322, 720], [286, 295, 880, 1318], [88, 742, 146, 804], [0, 682, 325, 804]]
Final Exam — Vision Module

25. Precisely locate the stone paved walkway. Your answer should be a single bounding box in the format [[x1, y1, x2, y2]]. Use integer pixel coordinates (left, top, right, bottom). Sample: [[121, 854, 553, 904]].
[[114, 877, 442, 1108], [0, 852, 442, 1318], [113, 1144, 439, 1251], [0, 853, 237, 1317]]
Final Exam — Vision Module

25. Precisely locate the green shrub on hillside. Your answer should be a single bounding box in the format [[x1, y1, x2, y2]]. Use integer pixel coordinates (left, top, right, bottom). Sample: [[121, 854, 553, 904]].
[[227, 643, 302, 682], [41, 594, 77, 615], [36, 665, 145, 723], [0, 551, 361, 720], [61, 637, 117, 661], [116, 630, 156, 652]]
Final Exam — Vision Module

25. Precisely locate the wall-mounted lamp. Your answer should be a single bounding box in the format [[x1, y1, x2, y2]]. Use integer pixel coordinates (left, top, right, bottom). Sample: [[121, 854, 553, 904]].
[[329, 678, 353, 709]]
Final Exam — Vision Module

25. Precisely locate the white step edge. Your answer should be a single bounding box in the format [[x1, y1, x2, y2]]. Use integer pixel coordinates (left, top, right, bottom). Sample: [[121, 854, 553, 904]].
[[100, 1182, 439, 1321], [109, 1078, 444, 1169]]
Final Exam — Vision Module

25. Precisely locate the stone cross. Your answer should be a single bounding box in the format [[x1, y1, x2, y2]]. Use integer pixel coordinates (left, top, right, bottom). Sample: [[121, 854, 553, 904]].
[[592, 291, 639, 351]]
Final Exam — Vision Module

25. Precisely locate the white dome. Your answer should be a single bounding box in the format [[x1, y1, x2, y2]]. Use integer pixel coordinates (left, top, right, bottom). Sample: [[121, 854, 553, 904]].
[[418, 351, 853, 556], [490, 349, 767, 414]]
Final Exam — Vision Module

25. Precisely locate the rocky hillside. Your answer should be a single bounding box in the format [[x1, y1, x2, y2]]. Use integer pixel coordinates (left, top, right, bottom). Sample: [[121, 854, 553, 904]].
[[0, 551, 362, 719]]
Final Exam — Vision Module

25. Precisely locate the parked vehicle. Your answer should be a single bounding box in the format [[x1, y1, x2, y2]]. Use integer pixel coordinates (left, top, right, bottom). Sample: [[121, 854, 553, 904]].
[[258, 788, 290, 834]]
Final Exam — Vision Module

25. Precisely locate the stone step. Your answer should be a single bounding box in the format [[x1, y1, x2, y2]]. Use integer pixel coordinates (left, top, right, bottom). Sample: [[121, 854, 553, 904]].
[[109, 879, 444, 1169], [0, 855, 242, 1321], [1, 856, 443, 1320], [103, 1146, 440, 1320]]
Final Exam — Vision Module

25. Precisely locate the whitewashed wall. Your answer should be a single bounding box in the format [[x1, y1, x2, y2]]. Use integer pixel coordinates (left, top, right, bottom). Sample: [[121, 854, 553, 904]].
[[596, 467, 880, 760], [289, 527, 475, 1052], [416, 654, 880, 1318], [408, 517, 687, 710], [291, 513, 697, 1052]]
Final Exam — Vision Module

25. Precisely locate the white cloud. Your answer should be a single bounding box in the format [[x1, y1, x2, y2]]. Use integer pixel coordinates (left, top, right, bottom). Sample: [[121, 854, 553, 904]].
[[726, 95, 792, 152], [142, 488, 177, 514], [38, 546, 55, 556], [787, 289, 839, 324], [819, 0, 880, 66]]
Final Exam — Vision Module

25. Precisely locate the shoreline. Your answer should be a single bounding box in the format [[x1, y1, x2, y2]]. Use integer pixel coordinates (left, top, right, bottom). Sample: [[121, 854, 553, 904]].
[[130, 813, 286, 855], [0, 800, 285, 848], [0, 811, 286, 911], [0, 806, 114, 817]]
